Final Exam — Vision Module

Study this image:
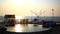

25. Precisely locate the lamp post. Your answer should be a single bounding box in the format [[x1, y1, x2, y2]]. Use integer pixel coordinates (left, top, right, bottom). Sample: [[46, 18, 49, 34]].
[[52, 9, 54, 21]]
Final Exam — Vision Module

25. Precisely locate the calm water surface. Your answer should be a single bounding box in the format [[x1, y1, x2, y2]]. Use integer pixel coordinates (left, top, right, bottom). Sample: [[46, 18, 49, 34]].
[[6, 24, 50, 32]]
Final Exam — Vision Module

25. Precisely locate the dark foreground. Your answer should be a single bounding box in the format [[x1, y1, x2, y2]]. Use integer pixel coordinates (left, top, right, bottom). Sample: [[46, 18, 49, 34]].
[[0, 26, 60, 34]]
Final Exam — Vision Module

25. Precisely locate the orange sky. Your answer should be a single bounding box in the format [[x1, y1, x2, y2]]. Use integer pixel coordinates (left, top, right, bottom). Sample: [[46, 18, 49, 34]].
[[0, 0, 60, 18]]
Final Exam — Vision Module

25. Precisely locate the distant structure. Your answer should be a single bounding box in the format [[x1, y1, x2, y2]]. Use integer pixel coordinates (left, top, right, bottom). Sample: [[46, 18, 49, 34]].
[[20, 19, 29, 24], [31, 9, 42, 20], [4, 14, 16, 26], [30, 9, 45, 24]]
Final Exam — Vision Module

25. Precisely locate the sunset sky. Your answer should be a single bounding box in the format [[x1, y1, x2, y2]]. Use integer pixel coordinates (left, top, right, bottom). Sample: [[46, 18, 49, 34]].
[[0, 0, 60, 18]]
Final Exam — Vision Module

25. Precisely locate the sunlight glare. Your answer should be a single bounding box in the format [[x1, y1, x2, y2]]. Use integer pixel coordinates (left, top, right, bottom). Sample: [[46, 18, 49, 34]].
[[13, 0, 25, 6], [15, 24, 23, 32], [15, 16, 22, 22]]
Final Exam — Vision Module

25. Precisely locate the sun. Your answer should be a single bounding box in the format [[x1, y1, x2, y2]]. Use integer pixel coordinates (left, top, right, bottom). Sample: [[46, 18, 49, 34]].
[[13, 0, 25, 6]]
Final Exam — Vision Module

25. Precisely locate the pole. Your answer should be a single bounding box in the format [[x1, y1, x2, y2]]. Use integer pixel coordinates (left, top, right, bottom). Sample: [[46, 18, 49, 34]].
[[52, 9, 54, 22]]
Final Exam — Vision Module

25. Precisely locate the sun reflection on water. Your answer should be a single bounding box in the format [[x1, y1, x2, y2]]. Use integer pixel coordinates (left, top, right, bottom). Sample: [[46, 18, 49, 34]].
[[15, 24, 23, 32], [6, 24, 50, 32]]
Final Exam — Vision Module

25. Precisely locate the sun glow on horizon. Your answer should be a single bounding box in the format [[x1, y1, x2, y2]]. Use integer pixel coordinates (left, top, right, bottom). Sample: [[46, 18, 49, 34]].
[[15, 16, 23, 22]]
